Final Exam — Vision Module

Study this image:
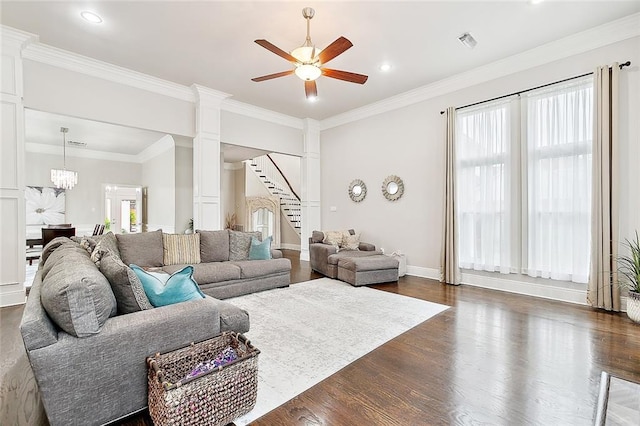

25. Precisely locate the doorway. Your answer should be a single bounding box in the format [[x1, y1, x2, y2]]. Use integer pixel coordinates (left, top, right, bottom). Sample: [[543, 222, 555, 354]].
[[103, 184, 143, 234]]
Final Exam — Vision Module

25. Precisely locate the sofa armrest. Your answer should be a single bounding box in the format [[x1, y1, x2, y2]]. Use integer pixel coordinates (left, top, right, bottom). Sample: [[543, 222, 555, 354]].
[[310, 243, 337, 275], [27, 296, 223, 426], [20, 271, 58, 351], [271, 249, 283, 259], [359, 242, 376, 251]]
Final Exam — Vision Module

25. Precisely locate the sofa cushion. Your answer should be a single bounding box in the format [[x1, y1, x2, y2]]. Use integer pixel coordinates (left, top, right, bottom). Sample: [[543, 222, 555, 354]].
[[99, 251, 153, 314], [162, 233, 201, 266], [197, 229, 229, 262], [116, 230, 164, 267], [230, 258, 291, 279], [90, 232, 120, 267], [40, 248, 117, 337], [249, 236, 272, 260], [163, 262, 242, 284], [327, 250, 383, 265], [41, 241, 90, 280], [130, 265, 205, 307], [41, 237, 76, 267], [229, 230, 262, 261]]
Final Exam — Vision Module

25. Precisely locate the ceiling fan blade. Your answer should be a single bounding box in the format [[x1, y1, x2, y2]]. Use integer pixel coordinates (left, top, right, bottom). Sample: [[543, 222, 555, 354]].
[[305, 80, 318, 99], [322, 68, 368, 84], [317, 37, 353, 65], [251, 70, 295, 82], [255, 39, 299, 63]]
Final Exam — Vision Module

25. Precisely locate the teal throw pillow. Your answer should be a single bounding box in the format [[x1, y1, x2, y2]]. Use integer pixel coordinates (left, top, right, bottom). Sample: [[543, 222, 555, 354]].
[[249, 236, 272, 260], [130, 264, 205, 307]]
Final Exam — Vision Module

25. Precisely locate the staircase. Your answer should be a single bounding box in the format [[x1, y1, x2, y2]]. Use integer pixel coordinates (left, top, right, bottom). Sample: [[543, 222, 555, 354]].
[[248, 155, 301, 235]]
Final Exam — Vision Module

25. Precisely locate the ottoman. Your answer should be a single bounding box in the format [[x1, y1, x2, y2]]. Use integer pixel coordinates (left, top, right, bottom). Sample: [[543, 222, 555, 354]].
[[337, 255, 399, 286]]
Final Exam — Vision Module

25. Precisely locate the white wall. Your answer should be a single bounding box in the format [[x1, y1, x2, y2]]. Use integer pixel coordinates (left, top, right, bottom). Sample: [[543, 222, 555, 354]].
[[270, 153, 301, 198], [175, 145, 193, 233], [25, 151, 142, 235], [320, 37, 640, 289], [221, 111, 303, 157], [23, 60, 195, 138], [142, 146, 176, 232]]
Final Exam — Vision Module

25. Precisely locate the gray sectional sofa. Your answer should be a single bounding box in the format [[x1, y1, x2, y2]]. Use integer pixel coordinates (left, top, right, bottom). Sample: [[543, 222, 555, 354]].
[[117, 229, 291, 299], [20, 229, 291, 426], [309, 229, 381, 278]]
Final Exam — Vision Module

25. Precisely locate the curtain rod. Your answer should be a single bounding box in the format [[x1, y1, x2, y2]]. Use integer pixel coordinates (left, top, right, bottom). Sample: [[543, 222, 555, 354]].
[[439, 61, 631, 115]]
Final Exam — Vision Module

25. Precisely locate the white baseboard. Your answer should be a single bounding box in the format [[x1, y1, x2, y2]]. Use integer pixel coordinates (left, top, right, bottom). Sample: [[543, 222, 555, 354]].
[[279, 243, 301, 251], [460, 272, 588, 306], [300, 249, 310, 262], [406, 265, 440, 280], [0, 289, 26, 307], [405, 264, 588, 306]]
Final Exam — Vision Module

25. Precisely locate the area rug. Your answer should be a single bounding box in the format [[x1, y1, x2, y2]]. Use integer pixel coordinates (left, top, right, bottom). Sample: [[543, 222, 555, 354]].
[[228, 278, 449, 425]]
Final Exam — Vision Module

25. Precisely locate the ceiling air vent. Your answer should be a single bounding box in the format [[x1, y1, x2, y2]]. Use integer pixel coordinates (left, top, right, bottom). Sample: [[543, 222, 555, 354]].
[[67, 140, 87, 147]]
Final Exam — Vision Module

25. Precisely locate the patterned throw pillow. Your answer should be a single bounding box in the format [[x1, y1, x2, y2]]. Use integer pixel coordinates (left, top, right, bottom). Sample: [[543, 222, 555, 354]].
[[341, 233, 361, 251], [323, 231, 344, 249], [229, 230, 262, 261], [90, 232, 120, 268], [99, 250, 153, 314], [163, 233, 201, 266]]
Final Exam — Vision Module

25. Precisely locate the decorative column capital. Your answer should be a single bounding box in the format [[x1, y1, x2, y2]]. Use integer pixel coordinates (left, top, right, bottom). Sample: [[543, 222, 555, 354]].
[[191, 84, 231, 108]]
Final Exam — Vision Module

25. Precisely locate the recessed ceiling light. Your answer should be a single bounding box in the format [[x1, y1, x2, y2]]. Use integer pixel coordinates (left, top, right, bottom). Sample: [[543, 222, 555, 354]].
[[80, 11, 103, 24], [458, 32, 477, 49], [379, 63, 392, 72], [530, 0, 544, 4]]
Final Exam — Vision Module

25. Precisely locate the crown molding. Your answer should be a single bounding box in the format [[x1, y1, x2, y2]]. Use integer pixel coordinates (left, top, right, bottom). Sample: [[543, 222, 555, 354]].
[[26, 142, 139, 163], [1, 25, 38, 49], [191, 84, 231, 107], [22, 42, 196, 102], [320, 12, 640, 130], [222, 99, 304, 130], [136, 134, 175, 163]]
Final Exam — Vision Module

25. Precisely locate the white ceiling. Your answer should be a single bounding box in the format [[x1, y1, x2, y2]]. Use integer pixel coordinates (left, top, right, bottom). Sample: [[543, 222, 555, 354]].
[[2, 1, 639, 121], [25, 109, 169, 155]]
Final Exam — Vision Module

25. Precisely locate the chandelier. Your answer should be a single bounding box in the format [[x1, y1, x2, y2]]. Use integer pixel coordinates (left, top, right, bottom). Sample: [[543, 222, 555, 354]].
[[50, 127, 78, 190]]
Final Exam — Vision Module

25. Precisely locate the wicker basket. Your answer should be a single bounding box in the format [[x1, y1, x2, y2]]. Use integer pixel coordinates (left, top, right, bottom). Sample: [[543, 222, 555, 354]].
[[147, 332, 260, 426]]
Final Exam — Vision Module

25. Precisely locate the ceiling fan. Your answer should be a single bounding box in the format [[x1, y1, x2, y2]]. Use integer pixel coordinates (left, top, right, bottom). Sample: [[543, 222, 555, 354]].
[[251, 7, 368, 100]]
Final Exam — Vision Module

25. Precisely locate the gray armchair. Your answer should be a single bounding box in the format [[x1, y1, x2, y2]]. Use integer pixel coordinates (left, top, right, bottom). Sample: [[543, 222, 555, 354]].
[[309, 230, 381, 278]]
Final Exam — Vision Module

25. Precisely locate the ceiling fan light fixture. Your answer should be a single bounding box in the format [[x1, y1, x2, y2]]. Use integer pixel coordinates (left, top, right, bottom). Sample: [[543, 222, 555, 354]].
[[295, 64, 322, 81]]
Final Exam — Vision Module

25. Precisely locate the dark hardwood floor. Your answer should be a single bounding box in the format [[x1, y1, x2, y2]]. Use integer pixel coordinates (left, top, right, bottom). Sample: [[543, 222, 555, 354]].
[[5, 251, 640, 425]]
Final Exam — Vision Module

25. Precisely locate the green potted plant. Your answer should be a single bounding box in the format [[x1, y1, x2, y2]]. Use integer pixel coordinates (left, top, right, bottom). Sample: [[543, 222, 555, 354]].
[[618, 231, 640, 323]]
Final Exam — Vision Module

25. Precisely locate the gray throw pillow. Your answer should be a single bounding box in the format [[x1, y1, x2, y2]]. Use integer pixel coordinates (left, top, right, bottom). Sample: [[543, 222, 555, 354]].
[[116, 229, 164, 267], [311, 231, 325, 243], [229, 230, 262, 261], [99, 250, 153, 314], [197, 229, 230, 262], [40, 248, 117, 338]]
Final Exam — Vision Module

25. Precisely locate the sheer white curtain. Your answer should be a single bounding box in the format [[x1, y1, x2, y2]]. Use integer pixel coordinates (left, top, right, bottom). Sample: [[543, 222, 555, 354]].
[[524, 77, 593, 283], [456, 100, 513, 274]]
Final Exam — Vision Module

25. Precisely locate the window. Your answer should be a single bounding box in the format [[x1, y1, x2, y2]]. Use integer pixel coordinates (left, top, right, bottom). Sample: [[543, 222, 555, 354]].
[[456, 77, 594, 284]]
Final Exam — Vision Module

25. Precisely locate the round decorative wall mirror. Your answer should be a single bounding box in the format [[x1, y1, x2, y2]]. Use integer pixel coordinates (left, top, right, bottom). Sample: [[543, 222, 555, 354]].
[[382, 175, 404, 201], [348, 179, 367, 202]]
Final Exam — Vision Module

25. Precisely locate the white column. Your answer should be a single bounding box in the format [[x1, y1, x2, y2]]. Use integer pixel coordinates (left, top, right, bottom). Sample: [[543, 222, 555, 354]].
[[191, 85, 230, 231], [0, 27, 36, 306], [300, 118, 321, 261]]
